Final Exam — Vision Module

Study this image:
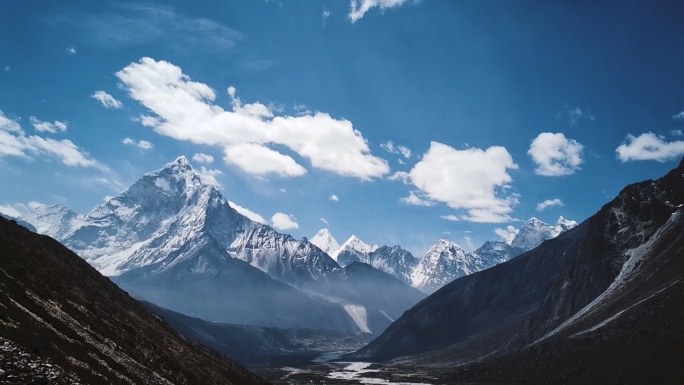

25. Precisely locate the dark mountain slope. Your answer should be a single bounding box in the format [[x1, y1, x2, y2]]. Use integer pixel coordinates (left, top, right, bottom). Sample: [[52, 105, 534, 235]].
[[353, 158, 684, 363], [0, 217, 267, 385]]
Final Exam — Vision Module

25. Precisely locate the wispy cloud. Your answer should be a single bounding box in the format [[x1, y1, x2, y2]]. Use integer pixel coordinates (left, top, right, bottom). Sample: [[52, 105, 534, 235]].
[[672, 111, 684, 121], [48, 3, 242, 53], [0, 109, 105, 170], [122, 137, 153, 150], [65, 46, 76, 55], [30, 116, 68, 133], [536, 198, 564, 211], [322, 9, 331, 26], [92, 91, 123, 109], [329, 194, 340, 201], [616, 132, 684, 162], [349, 0, 413, 22], [229, 201, 267, 224], [380, 140, 411, 158]]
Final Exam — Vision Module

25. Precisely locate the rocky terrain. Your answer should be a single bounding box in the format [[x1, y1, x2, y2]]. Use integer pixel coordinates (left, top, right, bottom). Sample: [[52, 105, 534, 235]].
[[0, 216, 267, 385], [349, 158, 684, 385]]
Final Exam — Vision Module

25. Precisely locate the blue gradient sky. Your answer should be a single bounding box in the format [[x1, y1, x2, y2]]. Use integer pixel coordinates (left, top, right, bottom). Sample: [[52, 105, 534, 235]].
[[2, 0, 684, 256]]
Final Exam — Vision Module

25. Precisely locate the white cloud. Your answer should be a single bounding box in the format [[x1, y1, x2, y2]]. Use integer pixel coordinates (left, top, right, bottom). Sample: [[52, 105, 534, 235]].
[[672, 111, 684, 121], [494, 225, 519, 245], [398, 145, 411, 158], [197, 166, 223, 187], [536, 198, 564, 212], [192, 153, 214, 164], [440, 214, 459, 221], [228, 201, 267, 224], [29, 116, 68, 133], [381, 141, 411, 158], [122, 137, 153, 150], [0, 204, 25, 218], [671, 129, 683, 136], [271, 212, 299, 230], [0, 110, 104, 169], [322, 9, 331, 25], [349, 0, 411, 22], [117, 58, 389, 180], [66, 46, 76, 55], [329, 194, 339, 201], [320, 217, 329, 225], [400, 141, 519, 223], [28, 201, 44, 210], [528, 132, 583, 176], [400, 191, 434, 206], [92, 91, 123, 109], [3, 66, 9, 72], [616, 132, 684, 162]]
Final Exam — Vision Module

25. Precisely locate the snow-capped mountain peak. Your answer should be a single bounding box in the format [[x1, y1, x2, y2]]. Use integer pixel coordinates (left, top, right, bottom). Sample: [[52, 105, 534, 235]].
[[310, 228, 341, 256], [556, 216, 578, 231]]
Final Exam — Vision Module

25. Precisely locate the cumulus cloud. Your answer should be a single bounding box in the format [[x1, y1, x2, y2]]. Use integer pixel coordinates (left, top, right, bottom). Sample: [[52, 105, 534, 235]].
[[117, 58, 389, 180], [0, 110, 104, 169], [66, 46, 76, 55], [329, 194, 339, 202], [271, 212, 299, 230], [30, 116, 68, 133], [399, 141, 519, 223], [616, 132, 684, 162], [122, 137, 153, 150], [92, 91, 123, 109], [536, 198, 564, 211], [494, 225, 519, 245], [192, 153, 214, 163], [228, 201, 267, 224], [672, 111, 684, 121], [528, 132, 583, 176], [349, 0, 412, 22], [671, 129, 683, 136], [380, 140, 411, 158]]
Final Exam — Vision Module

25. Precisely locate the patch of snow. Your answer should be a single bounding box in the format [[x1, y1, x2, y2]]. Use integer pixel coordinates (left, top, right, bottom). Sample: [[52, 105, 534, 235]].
[[344, 304, 371, 333]]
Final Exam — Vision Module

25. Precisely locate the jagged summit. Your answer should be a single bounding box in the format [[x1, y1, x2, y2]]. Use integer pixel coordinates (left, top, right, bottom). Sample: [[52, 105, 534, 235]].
[[310, 228, 341, 256], [333, 234, 379, 265]]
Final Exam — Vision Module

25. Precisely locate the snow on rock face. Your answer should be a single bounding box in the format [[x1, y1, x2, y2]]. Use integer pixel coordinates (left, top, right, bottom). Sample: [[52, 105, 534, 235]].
[[20, 204, 83, 240], [333, 235, 379, 266], [511, 216, 578, 253], [310, 228, 341, 256], [367, 245, 419, 286], [411, 239, 482, 294]]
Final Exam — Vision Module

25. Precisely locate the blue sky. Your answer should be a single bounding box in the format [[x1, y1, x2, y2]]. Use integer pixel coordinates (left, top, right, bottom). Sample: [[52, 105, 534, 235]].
[[2, 0, 684, 256]]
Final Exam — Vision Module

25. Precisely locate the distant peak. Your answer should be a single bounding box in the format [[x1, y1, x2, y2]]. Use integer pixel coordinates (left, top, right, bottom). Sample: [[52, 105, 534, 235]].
[[316, 228, 333, 236]]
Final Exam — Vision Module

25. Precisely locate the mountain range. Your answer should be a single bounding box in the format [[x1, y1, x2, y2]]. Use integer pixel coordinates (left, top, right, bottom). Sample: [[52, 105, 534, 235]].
[[310, 216, 577, 293], [20, 157, 423, 335], [348, 157, 684, 384]]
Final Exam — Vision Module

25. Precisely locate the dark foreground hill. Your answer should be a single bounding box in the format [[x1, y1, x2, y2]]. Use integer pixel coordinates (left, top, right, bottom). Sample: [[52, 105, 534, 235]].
[[0, 216, 268, 385], [351, 159, 684, 384]]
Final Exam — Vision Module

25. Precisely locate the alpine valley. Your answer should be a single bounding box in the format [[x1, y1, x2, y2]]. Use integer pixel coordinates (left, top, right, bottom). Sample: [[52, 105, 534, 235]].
[[13, 156, 684, 384]]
